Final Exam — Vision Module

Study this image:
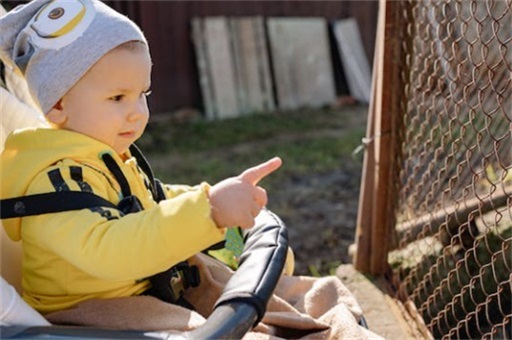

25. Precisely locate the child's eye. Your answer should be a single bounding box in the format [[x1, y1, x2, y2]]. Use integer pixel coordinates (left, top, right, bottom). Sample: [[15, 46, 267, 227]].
[[110, 95, 124, 102]]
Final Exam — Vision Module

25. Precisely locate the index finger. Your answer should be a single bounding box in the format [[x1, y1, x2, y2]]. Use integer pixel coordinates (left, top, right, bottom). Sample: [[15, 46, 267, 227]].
[[239, 157, 282, 186]]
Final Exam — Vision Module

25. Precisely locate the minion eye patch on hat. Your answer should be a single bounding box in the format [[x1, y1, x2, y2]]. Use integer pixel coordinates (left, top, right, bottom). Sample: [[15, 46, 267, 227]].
[[27, 0, 95, 50]]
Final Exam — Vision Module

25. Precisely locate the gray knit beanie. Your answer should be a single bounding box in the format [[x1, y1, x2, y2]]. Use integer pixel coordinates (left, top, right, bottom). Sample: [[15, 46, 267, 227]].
[[0, 0, 148, 114]]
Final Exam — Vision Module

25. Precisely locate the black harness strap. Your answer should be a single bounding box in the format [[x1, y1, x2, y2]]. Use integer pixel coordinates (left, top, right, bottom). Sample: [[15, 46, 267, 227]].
[[100, 146, 166, 203], [48, 169, 70, 192], [129, 144, 166, 203], [0, 191, 117, 219], [101, 153, 132, 197], [70, 166, 93, 192]]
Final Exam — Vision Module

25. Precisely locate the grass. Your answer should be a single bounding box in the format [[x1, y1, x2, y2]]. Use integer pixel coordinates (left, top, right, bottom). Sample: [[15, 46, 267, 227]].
[[139, 107, 359, 153], [138, 106, 368, 190]]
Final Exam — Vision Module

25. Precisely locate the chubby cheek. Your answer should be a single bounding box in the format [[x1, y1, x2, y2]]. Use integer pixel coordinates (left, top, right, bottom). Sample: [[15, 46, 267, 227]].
[[70, 117, 116, 146], [80, 118, 109, 136]]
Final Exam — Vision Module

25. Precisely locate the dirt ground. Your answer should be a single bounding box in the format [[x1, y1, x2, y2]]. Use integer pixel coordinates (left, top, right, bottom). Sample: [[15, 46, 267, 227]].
[[267, 110, 366, 276], [270, 166, 362, 275]]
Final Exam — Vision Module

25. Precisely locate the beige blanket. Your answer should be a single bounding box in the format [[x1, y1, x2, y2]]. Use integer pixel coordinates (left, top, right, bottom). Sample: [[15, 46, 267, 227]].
[[46, 254, 382, 339]]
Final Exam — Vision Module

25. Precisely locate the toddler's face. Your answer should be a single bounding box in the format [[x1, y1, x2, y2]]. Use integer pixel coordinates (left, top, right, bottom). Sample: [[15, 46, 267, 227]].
[[48, 45, 152, 154]]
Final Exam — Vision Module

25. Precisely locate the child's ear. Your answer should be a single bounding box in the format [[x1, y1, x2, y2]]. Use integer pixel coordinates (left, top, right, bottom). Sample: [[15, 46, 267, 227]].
[[46, 99, 67, 125]]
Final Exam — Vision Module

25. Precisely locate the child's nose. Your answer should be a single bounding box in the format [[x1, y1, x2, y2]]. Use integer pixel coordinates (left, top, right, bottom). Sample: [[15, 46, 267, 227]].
[[129, 99, 149, 121]]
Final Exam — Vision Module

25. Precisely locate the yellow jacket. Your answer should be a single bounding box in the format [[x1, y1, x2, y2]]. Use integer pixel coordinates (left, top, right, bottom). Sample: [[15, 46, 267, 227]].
[[1, 128, 225, 313]]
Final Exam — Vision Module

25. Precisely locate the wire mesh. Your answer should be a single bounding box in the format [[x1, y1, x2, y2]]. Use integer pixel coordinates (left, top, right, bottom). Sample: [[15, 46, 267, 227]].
[[387, 0, 511, 338]]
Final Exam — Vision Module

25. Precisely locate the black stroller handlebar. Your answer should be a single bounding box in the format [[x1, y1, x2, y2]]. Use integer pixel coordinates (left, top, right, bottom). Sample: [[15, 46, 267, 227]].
[[188, 209, 289, 339]]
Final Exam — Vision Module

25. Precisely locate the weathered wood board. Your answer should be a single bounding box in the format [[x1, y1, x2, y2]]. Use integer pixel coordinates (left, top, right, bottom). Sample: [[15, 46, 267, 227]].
[[192, 17, 274, 119], [333, 18, 372, 103], [267, 18, 336, 110]]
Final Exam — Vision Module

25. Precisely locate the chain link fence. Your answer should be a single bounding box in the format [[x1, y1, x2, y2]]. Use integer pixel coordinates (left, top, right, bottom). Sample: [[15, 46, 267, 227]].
[[388, 0, 511, 338]]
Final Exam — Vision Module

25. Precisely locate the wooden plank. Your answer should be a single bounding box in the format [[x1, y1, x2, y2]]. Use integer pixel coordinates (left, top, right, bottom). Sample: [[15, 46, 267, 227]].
[[354, 0, 407, 275], [229, 18, 248, 115], [333, 18, 372, 103], [230, 17, 275, 114], [369, 0, 408, 275], [203, 17, 240, 119], [353, 95, 376, 273], [370, 0, 394, 275], [353, 3, 382, 273], [191, 18, 215, 119], [253, 17, 275, 113], [267, 18, 336, 110], [193, 17, 274, 119]]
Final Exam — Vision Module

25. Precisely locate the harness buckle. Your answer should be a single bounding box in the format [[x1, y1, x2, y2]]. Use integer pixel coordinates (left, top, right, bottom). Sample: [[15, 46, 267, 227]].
[[168, 267, 186, 302], [146, 261, 200, 306]]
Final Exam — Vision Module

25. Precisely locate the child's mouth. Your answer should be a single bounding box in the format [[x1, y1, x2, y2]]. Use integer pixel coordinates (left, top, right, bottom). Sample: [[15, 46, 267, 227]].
[[120, 131, 135, 138]]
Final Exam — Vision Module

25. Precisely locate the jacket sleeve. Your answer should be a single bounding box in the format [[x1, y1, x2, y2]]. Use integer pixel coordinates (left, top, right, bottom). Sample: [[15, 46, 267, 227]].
[[21, 162, 225, 281], [161, 182, 210, 199]]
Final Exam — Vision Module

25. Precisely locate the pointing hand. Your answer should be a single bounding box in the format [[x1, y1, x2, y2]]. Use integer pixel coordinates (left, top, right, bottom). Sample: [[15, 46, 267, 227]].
[[209, 157, 282, 229]]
